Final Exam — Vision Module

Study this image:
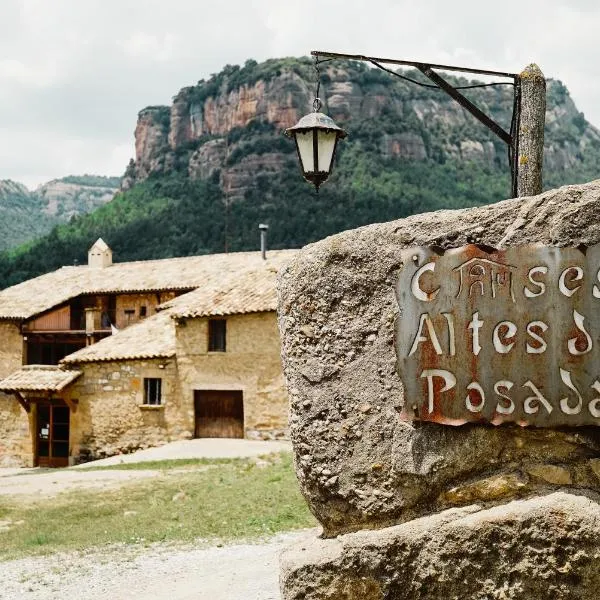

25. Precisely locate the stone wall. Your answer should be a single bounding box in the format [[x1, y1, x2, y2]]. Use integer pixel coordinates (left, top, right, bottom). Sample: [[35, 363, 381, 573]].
[[278, 179, 600, 598], [0, 311, 289, 466], [0, 321, 32, 466], [0, 321, 23, 377], [65, 358, 188, 462], [176, 312, 288, 438]]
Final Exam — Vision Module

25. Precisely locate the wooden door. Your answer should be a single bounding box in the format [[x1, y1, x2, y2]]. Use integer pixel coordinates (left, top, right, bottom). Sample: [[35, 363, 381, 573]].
[[36, 403, 70, 467], [194, 390, 244, 438]]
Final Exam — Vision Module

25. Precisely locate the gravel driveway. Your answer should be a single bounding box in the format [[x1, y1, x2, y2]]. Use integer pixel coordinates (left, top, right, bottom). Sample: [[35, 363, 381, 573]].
[[0, 530, 314, 600]]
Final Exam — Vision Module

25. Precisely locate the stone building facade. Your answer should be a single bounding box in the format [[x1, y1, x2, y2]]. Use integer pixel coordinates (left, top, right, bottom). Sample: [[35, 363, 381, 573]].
[[0, 242, 295, 467]]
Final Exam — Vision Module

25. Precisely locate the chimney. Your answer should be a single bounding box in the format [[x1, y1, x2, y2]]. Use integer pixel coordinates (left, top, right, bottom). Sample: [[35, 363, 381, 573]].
[[88, 238, 113, 268], [259, 224, 269, 260]]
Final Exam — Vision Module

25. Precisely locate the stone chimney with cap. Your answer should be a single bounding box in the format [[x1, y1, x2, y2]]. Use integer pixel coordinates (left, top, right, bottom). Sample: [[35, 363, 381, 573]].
[[88, 238, 113, 268]]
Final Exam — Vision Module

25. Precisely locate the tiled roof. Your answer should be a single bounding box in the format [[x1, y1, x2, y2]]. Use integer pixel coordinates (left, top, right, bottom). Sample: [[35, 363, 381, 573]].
[[0, 365, 82, 392], [61, 310, 176, 364], [59, 250, 295, 365], [0, 249, 297, 320], [163, 251, 294, 318]]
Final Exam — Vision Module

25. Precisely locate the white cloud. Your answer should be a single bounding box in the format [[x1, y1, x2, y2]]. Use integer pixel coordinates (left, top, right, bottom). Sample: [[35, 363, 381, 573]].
[[121, 32, 179, 62], [0, 0, 599, 186]]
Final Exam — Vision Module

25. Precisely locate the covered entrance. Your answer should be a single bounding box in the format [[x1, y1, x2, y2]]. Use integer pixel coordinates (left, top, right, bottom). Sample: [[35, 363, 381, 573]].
[[0, 364, 82, 468], [194, 390, 244, 438], [36, 402, 70, 468]]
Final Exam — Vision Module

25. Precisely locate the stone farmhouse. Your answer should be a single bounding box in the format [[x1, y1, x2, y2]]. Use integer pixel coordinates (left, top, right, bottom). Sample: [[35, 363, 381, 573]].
[[0, 240, 296, 467]]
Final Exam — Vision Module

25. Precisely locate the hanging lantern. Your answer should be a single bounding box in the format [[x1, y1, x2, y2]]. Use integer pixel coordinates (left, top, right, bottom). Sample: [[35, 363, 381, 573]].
[[285, 98, 347, 191]]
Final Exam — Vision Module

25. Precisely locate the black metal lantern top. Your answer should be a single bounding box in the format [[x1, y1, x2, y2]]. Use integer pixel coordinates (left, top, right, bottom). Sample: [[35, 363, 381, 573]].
[[285, 99, 347, 191]]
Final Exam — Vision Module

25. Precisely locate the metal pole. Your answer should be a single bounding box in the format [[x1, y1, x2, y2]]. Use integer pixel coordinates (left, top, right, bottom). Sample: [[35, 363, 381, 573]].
[[516, 64, 546, 197], [259, 224, 268, 260]]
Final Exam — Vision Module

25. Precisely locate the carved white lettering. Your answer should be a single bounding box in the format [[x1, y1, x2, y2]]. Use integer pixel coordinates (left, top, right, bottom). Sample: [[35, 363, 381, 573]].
[[568, 310, 593, 355], [589, 381, 600, 418], [465, 382, 485, 413], [524, 265, 547, 298], [493, 321, 517, 354], [411, 261, 439, 302], [526, 321, 548, 354], [559, 266, 583, 297], [559, 368, 583, 415], [494, 380, 515, 415], [420, 369, 456, 414], [408, 314, 443, 357], [442, 313, 456, 357], [523, 380, 553, 415], [468, 312, 484, 356]]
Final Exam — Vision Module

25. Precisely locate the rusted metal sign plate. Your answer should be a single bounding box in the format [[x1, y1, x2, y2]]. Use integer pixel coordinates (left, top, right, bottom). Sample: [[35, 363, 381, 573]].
[[396, 244, 600, 427]]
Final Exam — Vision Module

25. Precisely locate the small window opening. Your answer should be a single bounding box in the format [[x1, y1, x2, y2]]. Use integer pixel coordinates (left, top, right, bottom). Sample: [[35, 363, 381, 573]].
[[143, 378, 162, 405], [140, 306, 147, 317], [208, 319, 226, 352]]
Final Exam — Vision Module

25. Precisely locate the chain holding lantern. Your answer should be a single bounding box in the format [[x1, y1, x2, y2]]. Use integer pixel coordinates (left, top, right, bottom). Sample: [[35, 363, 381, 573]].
[[284, 58, 347, 192]]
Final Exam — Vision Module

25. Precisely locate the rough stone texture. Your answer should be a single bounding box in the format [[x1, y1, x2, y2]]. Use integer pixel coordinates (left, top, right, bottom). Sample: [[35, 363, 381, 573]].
[[202, 73, 310, 135], [0, 310, 289, 466], [380, 133, 427, 161], [277, 179, 600, 537], [175, 312, 288, 440], [221, 153, 288, 200], [63, 313, 288, 462], [281, 492, 600, 600], [460, 139, 496, 165], [64, 359, 186, 462], [0, 321, 32, 467], [188, 138, 227, 180], [134, 107, 169, 180]]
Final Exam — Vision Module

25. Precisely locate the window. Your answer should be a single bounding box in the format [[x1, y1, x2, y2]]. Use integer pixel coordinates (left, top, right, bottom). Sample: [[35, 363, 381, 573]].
[[143, 378, 162, 405], [208, 319, 226, 352], [140, 306, 147, 317]]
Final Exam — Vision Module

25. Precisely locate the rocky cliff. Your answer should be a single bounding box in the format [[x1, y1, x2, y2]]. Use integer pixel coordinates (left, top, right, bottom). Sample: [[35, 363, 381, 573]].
[[0, 176, 119, 252], [125, 58, 600, 200]]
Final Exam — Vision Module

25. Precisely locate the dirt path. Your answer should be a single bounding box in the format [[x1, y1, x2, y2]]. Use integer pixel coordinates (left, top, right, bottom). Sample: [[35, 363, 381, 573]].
[[0, 530, 313, 600], [0, 439, 291, 498], [0, 468, 166, 497]]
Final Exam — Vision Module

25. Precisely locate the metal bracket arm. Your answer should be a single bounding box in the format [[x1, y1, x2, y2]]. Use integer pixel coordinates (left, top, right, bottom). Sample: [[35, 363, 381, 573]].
[[416, 65, 512, 146]]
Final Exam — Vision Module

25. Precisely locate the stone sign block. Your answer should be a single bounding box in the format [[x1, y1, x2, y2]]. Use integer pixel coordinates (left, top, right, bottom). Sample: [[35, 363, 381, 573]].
[[397, 244, 600, 427], [278, 181, 600, 598]]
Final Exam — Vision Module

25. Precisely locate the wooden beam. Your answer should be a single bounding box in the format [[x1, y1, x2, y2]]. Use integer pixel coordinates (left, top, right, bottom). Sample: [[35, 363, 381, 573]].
[[13, 392, 30, 413], [62, 396, 78, 412]]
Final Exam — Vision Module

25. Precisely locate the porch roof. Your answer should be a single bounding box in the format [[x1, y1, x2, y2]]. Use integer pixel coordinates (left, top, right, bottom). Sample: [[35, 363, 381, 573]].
[[0, 365, 82, 392]]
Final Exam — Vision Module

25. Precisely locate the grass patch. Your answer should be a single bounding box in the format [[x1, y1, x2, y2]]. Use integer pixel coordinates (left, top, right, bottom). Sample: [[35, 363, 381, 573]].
[[0, 452, 315, 560]]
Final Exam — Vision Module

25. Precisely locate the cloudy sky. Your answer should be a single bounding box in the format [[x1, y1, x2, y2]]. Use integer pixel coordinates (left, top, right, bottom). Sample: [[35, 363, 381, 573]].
[[1, 0, 598, 188]]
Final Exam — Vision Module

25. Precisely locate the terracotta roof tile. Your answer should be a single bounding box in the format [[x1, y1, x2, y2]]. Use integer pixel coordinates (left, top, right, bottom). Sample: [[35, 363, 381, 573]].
[[61, 310, 176, 364], [0, 249, 297, 320], [163, 253, 293, 318], [58, 250, 296, 365], [0, 365, 82, 392]]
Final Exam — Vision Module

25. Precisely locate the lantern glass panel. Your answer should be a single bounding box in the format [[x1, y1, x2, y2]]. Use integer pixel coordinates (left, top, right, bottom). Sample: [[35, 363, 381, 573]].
[[295, 131, 315, 173], [317, 130, 337, 174]]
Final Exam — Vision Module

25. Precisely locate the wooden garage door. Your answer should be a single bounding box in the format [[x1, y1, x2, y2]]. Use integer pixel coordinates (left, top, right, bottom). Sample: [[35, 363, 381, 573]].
[[194, 390, 244, 438]]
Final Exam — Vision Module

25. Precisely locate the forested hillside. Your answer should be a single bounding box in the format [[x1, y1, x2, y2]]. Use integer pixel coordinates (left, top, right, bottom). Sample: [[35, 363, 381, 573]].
[[0, 57, 599, 288], [0, 175, 119, 253]]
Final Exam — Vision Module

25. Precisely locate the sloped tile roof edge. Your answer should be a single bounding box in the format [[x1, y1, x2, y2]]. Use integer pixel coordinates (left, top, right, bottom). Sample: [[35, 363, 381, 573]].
[[0, 365, 82, 392]]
